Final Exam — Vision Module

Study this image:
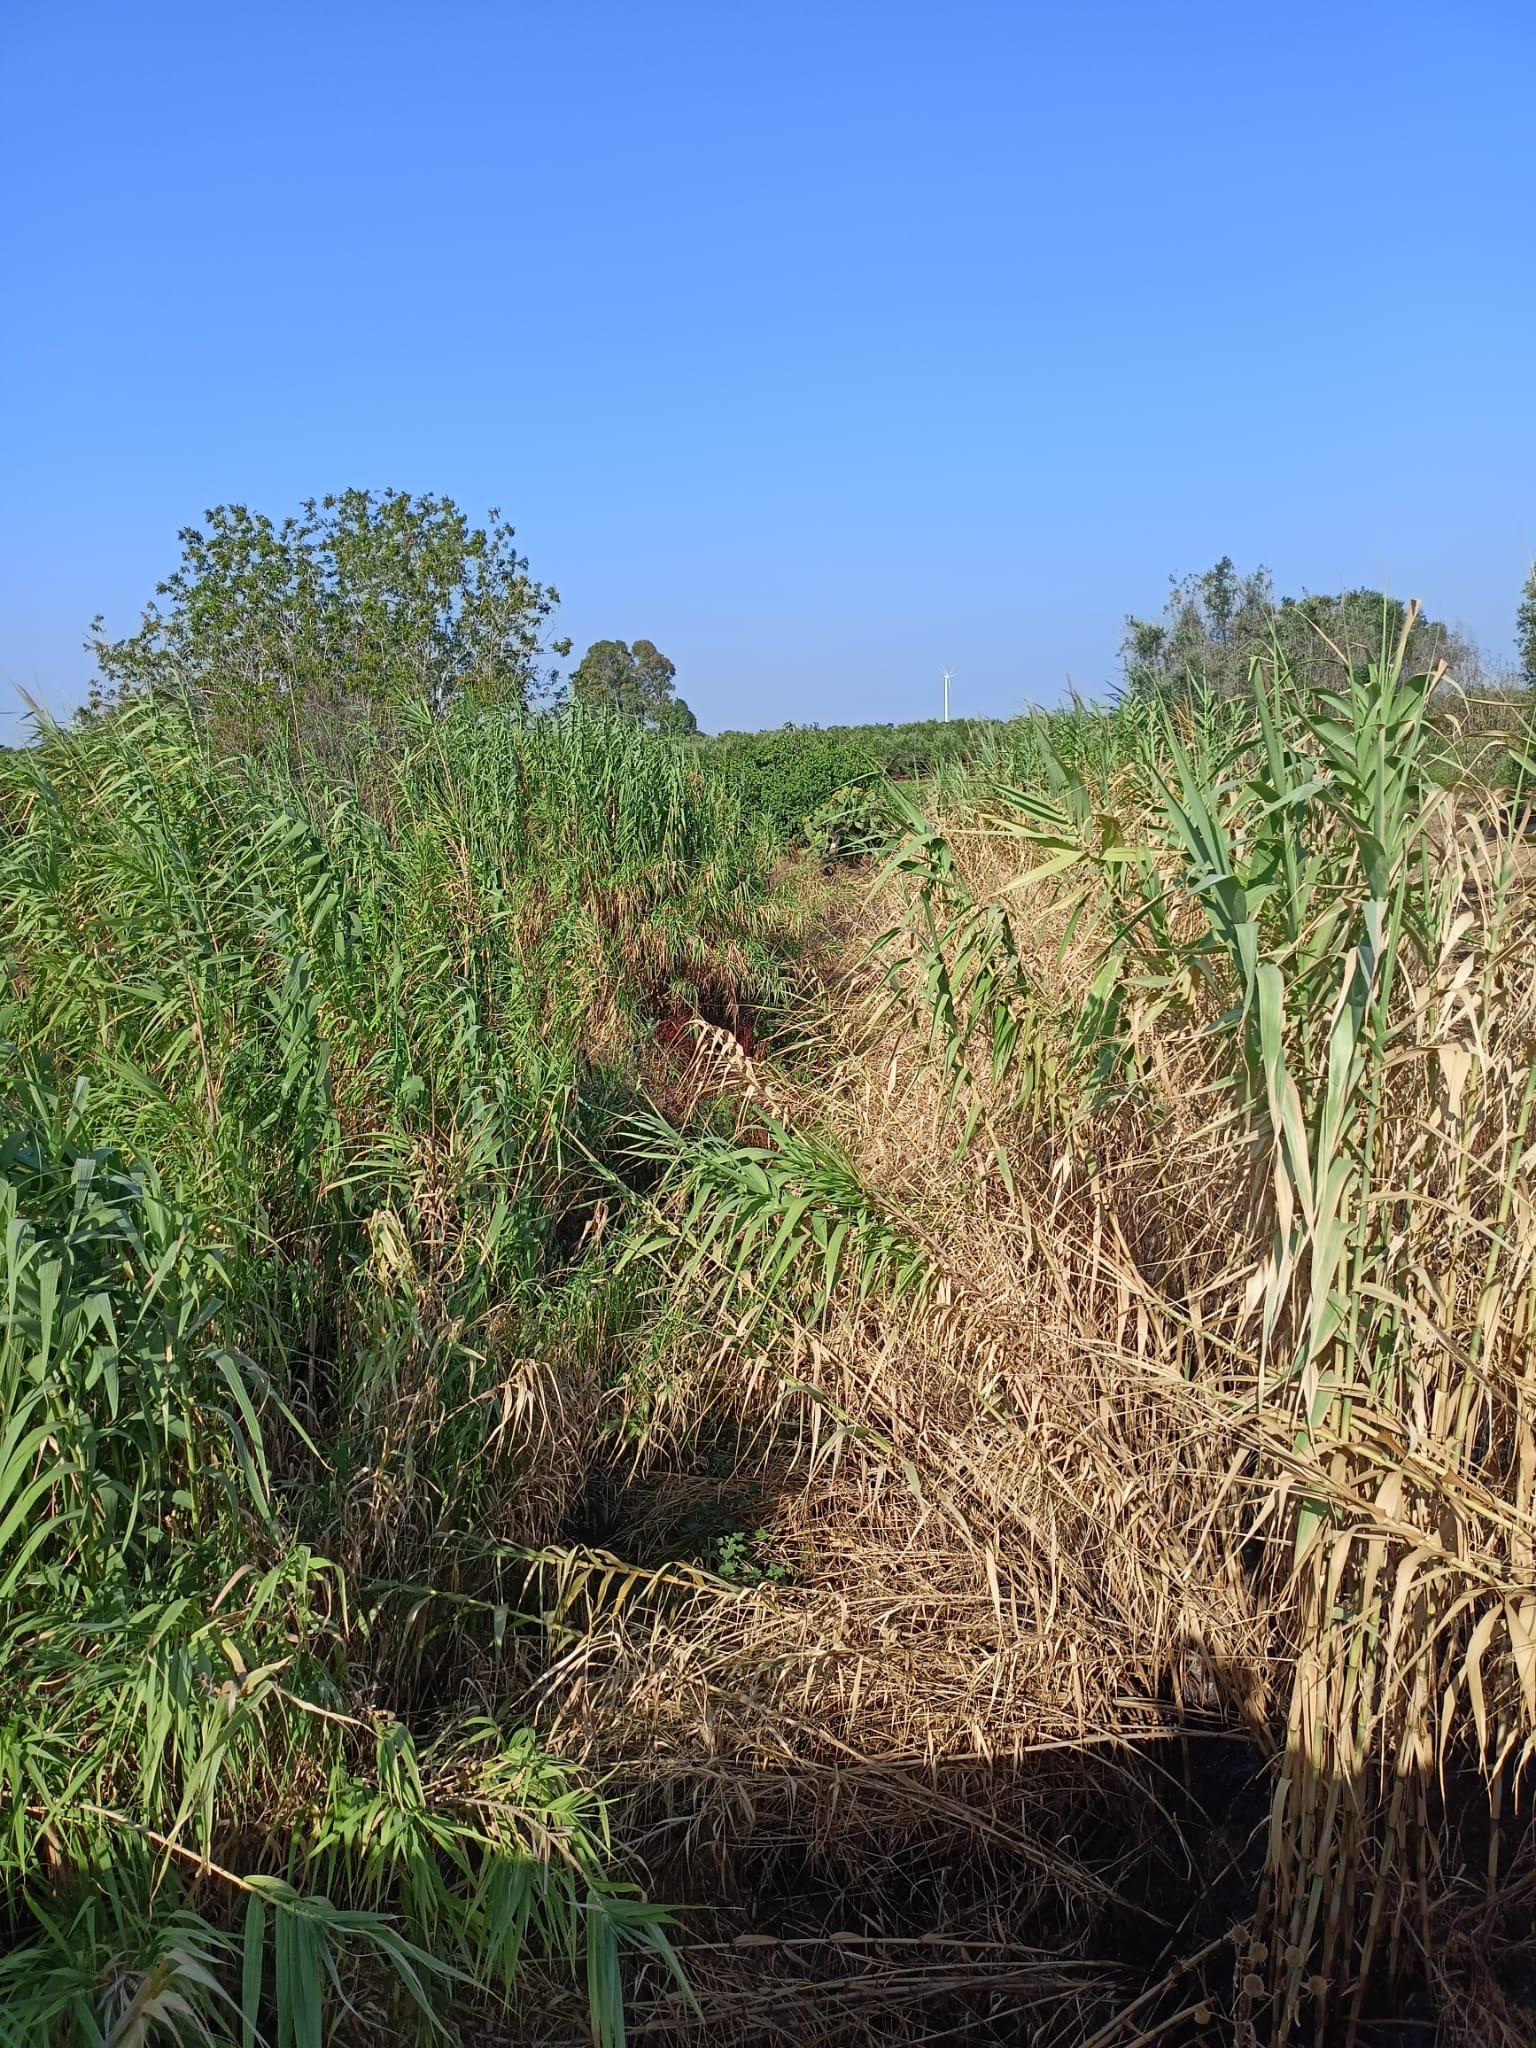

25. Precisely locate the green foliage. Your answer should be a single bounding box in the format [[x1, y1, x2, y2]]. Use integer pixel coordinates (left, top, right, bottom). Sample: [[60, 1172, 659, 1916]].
[[691, 724, 910, 843], [1122, 555, 1475, 702], [621, 1110, 936, 1345], [694, 713, 1176, 846], [0, 699, 780, 2042], [1274, 584, 1471, 683], [691, 725, 877, 841], [1518, 561, 1536, 686], [570, 638, 696, 734], [805, 775, 891, 861], [40, 494, 1536, 2040], [0, 1077, 270, 1586], [1122, 556, 1277, 701], [710, 1527, 792, 1585], [88, 492, 568, 761]]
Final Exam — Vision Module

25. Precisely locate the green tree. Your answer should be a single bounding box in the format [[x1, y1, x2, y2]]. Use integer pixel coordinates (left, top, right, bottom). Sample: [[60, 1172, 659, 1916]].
[[1275, 588, 1472, 681], [88, 490, 568, 754], [1123, 557, 1474, 700], [655, 694, 700, 736], [569, 639, 641, 717], [1121, 557, 1276, 700], [569, 637, 696, 732], [1517, 564, 1536, 686]]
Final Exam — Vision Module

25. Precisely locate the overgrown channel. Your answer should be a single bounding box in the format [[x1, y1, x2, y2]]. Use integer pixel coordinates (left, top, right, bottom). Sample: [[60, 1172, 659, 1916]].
[[5, 511, 1536, 2046]]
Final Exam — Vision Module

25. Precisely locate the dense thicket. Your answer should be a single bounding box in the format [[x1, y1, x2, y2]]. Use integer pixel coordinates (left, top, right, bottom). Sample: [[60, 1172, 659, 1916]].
[[1119, 555, 1488, 703], [694, 718, 1010, 842], [11, 501, 1536, 2043], [586, 629, 1536, 2041], [0, 701, 794, 2045]]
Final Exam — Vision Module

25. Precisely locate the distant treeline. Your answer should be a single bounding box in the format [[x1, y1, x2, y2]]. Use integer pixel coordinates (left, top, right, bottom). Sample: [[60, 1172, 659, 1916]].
[[63, 492, 1535, 852], [691, 557, 1535, 842]]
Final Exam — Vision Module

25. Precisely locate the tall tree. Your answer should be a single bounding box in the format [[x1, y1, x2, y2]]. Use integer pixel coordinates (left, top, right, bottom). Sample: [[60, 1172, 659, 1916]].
[[1122, 557, 1275, 701], [569, 638, 696, 732], [89, 490, 568, 749]]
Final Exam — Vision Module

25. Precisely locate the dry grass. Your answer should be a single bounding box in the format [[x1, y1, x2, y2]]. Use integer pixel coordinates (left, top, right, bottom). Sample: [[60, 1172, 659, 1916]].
[[522, 958, 1275, 2039], [518, 647, 1536, 2043]]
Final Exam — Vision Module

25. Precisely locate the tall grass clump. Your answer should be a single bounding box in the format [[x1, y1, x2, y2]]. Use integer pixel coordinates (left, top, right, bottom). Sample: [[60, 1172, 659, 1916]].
[[0, 697, 788, 2044]]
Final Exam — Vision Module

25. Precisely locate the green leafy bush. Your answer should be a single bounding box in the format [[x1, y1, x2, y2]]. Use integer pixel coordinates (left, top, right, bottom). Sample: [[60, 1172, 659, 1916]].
[[695, 718, 1009, 841]]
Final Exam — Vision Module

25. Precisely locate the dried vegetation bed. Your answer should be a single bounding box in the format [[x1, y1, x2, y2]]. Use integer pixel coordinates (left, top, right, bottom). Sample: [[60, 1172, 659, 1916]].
[[525, 646, 1536, 2045]]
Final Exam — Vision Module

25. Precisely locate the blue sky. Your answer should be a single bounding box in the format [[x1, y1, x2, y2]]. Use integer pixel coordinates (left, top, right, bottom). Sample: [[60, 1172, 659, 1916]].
[[3, 1, 1533, 740]]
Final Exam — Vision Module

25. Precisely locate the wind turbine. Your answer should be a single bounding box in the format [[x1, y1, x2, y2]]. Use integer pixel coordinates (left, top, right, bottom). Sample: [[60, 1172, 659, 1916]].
[[942, 668, 952, 723]]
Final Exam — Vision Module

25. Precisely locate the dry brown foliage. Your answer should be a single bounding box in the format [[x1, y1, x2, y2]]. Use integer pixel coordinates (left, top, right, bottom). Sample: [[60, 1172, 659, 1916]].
[[511, 710, 1536, 2045]]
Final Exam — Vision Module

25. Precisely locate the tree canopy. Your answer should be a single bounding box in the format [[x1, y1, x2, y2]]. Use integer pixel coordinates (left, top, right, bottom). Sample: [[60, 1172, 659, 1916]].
[[569, 638, 697, 733], [88, 490, 568, 750], [1122, 556, 1476, 701]]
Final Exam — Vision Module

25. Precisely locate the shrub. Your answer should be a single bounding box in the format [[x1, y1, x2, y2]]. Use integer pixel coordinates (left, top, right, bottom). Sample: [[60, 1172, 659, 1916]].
[[696, 718, 1007, 841]]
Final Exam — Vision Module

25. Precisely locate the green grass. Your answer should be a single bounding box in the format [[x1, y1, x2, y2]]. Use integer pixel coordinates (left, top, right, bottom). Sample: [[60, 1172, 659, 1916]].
[[0, 699, 778, 2045]]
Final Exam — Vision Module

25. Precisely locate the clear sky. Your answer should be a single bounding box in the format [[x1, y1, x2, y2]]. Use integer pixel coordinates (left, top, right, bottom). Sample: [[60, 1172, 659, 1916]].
[[3, 1, 1533, 741]]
